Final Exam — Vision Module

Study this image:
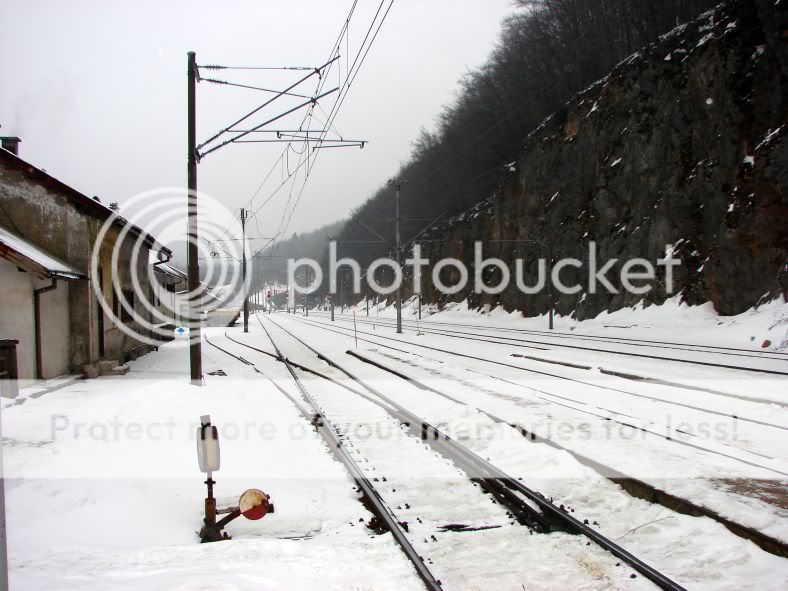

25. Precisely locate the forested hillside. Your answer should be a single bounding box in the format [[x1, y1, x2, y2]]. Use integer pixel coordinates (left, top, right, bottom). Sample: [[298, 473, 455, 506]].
[[255, 218, 345, 284], [260, 0, 718, 283], [414, 0, 787, 318], [333, 0, 719, 272], [259, 0, 786, 320]]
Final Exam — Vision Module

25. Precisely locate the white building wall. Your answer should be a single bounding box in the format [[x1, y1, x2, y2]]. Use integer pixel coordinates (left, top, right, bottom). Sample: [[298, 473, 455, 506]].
[[0, 259, 35, 380], [0, 259, 73, 380], [38, 279, 70, 378]]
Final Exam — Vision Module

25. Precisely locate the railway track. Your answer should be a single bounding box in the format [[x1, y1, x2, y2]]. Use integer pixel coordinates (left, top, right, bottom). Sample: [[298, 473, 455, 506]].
[[261, 315, 692, 590], [330, 310, 788, 360], [271, 312, 788, 557], [206, 333, 444, 590], [277, 313, 788, 449], [308, 311, 788, 409], [207, 321, 688, 590], [306, 311, 788, 376], [347, 347, 788, 559]]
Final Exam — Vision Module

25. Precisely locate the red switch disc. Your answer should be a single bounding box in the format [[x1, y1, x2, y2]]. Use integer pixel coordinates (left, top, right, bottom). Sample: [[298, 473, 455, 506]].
[[239, 489, 270, 520]]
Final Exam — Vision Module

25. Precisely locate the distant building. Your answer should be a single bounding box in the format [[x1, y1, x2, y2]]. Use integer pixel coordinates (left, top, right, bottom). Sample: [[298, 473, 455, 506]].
[[152, 261, 188, 328], [0, 137, 172, 383], [152, 261, 223, 330]]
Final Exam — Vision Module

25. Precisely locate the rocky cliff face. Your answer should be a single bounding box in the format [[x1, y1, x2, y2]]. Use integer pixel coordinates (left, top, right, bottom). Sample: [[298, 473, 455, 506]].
[[417, 0, 787, 319]]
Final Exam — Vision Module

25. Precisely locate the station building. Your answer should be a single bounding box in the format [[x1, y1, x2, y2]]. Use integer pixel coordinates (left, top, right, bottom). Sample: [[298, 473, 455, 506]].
[[0, 137, 171, 386]]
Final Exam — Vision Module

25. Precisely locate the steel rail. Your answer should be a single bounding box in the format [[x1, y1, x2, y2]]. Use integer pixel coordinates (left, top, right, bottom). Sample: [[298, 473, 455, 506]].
[[280, 314, 788, 439], [355, 315, 788, 428], [345, 348, 788, 559], [312, 309, 788, 358], [306, 311, 788, 375], [335, 311, 788, 365], [248, 323, 445, 591], [216, 326, 788, 559], [255, 319, 557, 532], [299, 313, 788, 407], [227, 327, 412, 406], [264, 315, 689, 591], [324, 311, 788, 359]]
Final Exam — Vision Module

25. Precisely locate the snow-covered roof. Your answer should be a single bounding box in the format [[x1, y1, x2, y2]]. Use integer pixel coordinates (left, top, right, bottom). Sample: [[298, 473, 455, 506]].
[[0, 226, 85, 280], [201, 289, 221, 303], [154, 262, 188, 279]]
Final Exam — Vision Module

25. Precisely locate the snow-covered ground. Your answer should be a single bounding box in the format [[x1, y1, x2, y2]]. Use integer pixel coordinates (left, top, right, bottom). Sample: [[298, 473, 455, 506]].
[[350, 295, 788, 352], [1, 340, 422, 590], [2, 298, 786, 590]]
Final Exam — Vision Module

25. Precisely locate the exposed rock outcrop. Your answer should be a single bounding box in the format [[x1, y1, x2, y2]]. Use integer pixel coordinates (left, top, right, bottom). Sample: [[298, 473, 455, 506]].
[[418, 0, 787, 318]]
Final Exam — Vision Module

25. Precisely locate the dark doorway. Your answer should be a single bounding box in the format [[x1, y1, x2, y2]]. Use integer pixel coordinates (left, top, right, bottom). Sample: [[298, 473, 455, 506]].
[[97, 268, 105, 358]]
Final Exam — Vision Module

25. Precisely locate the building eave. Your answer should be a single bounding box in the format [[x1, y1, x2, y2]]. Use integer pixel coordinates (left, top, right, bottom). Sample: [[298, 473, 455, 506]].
[[0, 147, 172, 257], [0, 226, 87, 280]]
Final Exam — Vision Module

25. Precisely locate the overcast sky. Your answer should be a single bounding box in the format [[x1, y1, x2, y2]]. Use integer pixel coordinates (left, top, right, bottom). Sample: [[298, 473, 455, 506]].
[[1, 0, 517, 247]]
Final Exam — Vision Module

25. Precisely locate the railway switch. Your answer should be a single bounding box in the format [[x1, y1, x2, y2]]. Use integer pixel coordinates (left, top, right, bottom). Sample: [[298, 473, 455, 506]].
[[196, 415, 274, 542]]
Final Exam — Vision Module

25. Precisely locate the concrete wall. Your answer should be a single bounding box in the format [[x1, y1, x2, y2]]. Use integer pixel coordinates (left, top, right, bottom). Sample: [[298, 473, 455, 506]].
[[0, 164, 95, 369], [0, 166, 89, 273], [94, 223, 155, 359], [0, 159, 157, 371]]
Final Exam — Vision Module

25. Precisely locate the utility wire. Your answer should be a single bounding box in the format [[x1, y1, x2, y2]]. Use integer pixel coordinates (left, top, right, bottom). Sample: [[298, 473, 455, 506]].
[[197, 55, 340, 153], [246, 0, 618, 282], [274, 0, 396, 243], [199, 65, 314, 71], [200, 86, 340, 158], [254, 9, 359, 255], [203, 1, 363, 274], [213, 0, 358, 242], [240, 0, 386, 268], [200, 77, 313, 99], [319, 0, 394, 141]]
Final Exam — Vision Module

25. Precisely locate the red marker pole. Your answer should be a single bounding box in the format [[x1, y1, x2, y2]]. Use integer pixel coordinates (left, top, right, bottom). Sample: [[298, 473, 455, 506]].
[[353, 310, 358, 349]]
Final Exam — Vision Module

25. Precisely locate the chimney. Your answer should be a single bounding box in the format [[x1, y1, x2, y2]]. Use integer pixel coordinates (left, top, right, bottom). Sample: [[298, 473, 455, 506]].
[[0, 137, 21, 156]]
